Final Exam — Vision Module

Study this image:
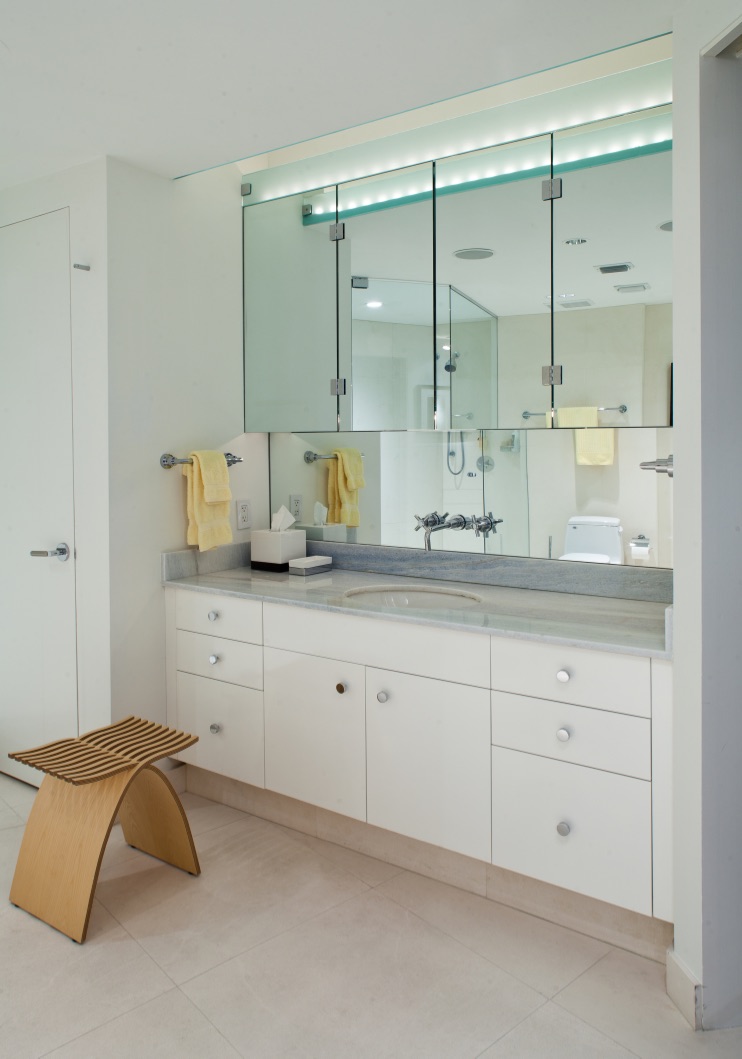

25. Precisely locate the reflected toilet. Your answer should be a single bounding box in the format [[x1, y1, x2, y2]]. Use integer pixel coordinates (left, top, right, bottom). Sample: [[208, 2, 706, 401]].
[[559, 515, 624, 564]]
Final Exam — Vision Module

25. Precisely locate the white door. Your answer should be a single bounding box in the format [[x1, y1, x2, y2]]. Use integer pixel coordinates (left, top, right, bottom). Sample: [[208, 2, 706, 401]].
[[0, 209, 78, 784]]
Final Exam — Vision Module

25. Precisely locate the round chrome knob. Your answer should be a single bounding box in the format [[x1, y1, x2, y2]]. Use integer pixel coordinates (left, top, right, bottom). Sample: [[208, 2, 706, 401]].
[[556, 728, 571, 742], [209, 654, 219, 665], [556, 821, 571, 837], [209, 723, 222, 734], [336, 682, 347, 694], [376, 691, 389, 703], [207, 610, 219, 622], [556, 669, 571, 683]]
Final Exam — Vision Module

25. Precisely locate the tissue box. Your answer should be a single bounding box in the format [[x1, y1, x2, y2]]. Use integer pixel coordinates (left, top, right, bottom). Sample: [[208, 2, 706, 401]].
[[250, 529, 306, 571]]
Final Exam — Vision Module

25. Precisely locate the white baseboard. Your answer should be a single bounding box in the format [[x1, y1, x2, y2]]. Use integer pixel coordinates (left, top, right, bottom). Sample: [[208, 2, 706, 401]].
[[666, 946, 702, 1029]]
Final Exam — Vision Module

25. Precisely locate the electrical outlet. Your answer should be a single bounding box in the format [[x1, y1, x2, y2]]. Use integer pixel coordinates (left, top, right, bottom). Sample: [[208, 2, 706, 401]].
[[289, 494, 302, 521], [236, 498, 252, 529]]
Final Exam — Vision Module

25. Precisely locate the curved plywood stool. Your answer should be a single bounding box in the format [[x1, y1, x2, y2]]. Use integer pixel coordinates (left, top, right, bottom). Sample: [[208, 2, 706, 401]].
[[8, 716, 200, 943]]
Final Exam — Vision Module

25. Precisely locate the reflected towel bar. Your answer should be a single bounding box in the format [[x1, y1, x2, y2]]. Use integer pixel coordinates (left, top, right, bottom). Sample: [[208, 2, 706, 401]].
[[304, 450, 366, 463], [521, 404, 627, 420], [160, 452, 243, 469]]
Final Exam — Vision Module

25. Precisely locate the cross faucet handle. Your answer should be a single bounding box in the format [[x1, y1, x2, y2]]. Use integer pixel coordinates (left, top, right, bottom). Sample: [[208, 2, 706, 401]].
[[473, 512, 504, 537], [414, 511, 448, 531]]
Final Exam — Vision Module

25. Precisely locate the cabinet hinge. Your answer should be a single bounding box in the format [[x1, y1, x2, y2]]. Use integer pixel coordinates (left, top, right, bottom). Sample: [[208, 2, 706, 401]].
[[240, 181, 252, 197], [541, 177, 562, 201], [351, 276, 369, 288], [329, 222, 345, 241], [542, 365, 563, 386], [330, 378, 347, 396]]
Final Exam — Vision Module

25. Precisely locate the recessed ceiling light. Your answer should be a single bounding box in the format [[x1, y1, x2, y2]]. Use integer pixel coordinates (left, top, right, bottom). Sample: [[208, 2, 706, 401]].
[[659, 220, 673, 232], [564, 237, 587, 246], [597, 262, 634, 274], [615, 283, 650, 293], [453, 248, 494, 260], [366, 300, 383, 309]]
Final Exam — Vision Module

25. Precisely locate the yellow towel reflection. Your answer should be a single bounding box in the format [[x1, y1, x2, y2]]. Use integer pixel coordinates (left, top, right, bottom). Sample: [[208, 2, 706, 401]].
[[327, 448, 365, 528]]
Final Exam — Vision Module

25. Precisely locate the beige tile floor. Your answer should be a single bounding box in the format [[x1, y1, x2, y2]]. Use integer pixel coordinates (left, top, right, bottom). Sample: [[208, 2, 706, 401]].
[[3, 772, 742, 1058]]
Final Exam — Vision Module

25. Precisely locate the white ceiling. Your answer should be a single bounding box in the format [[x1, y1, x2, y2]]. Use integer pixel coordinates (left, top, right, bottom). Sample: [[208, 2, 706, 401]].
[[0, 1, 675, 194]]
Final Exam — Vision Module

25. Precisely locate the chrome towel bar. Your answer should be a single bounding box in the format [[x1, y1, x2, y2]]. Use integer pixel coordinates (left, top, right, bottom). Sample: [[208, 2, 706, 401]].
[[160, 452, 243, 469], [304, 450, 365, 463], [521, 404, 627, 420]]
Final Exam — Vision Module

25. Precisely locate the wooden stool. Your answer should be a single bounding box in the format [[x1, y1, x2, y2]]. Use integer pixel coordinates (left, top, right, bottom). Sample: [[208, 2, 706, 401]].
[[8, 715, 201, 943]]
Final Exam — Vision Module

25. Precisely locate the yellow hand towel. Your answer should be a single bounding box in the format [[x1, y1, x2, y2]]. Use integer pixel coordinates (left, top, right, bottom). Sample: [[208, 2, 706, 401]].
[[327, 448, 365, 528], [182, 451, 233, 551], [556, 407, 615, 466]]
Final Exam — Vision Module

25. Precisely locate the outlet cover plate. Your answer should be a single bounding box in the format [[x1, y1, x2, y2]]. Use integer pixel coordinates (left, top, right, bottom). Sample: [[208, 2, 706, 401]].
[[236, 498, 252, 529]]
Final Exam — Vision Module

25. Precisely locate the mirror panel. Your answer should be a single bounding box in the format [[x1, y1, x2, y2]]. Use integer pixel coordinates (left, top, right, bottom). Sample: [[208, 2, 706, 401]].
[[552, 110, 673, 427], [269, 428, 673, 567], [335, 163, 435, 430], [434, 136, 552, 429], [244, 190, 338, 433]]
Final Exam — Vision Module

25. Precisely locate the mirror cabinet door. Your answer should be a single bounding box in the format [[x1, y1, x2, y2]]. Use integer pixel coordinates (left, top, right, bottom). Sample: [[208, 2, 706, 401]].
[[551, 109, 673, 428], [336, 163, 435, 431], [244, 189, 339, 432], [434, 135, 552, 431]]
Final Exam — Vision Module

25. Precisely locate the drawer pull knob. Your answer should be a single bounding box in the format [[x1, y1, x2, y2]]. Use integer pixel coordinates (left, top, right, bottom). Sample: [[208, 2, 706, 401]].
[[556, 669, 571, 683], [209, 723, 222, 734], [556, 821, 571, 837], [336, 682, 347, 694], [556, 727, 571, 742], [209, 654, 219, 665], [207, 610, 219, 622], [376, 691, 389, 703]]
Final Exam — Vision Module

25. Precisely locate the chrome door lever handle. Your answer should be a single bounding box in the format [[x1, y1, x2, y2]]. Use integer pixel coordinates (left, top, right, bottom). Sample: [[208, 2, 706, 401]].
[[30, 543, 70, 562]]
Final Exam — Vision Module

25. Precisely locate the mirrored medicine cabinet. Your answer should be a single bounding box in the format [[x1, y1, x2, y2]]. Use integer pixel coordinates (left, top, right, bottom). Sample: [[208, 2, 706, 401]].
[[244, 106, 673, 434], [244, 103, 674, 569]]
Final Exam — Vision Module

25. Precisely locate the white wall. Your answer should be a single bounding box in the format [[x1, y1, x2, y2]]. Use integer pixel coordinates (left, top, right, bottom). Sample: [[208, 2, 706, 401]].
[[106, 158, 247, 724]]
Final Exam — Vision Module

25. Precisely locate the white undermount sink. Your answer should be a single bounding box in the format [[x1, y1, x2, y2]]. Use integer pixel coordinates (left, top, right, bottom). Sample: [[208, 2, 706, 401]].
[[341, 584, 484, 609]]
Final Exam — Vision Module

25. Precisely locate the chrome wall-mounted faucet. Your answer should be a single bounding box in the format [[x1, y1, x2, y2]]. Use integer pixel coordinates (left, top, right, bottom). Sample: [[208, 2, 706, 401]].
[[414, 511, 503, 551]]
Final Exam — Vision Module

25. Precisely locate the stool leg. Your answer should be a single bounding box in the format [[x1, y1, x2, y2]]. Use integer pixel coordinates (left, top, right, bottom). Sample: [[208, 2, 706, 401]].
[[9, 769, 135, 943], [118, 765, 200, 876]]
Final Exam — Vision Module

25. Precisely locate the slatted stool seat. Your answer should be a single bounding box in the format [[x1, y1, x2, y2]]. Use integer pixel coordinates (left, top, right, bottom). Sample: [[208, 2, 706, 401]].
[[8, 716, 201, 942]]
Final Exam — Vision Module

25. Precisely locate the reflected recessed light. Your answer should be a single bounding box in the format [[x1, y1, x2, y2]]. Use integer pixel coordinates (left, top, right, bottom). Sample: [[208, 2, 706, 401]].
[[564, 237, 587, 246], [453, 247, 494, 260], [366, 300, 383, 309], [615, 283, 650, 293], [659, 220, 673, 232]]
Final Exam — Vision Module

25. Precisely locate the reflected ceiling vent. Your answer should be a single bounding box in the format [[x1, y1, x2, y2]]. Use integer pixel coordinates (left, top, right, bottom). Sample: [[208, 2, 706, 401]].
[[564, 237, 587, 245], [597, 262, 633, 274], [658, 220, 673, 232], [545, 297, 594, 309], [615, 282, 650, 293], [453, 247, 494, 260]]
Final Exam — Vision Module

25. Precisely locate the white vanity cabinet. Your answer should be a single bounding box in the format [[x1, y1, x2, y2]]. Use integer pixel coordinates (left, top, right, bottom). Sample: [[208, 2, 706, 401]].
[[366, 667, 491, 861], [263, 601, 492, 856], [263, 647, 366, 819], [489, 638, 655, 916], [167, 589, 265, 786]]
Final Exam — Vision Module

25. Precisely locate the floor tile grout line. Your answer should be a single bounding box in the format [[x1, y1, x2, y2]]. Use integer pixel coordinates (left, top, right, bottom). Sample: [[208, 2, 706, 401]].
[[174, 886, 378, 989], [274, 820, 409, 888], [34, 986, 181, 1058], [172, 983, 244, 1057], [470, 996, 553, 1058], [376, 879, 562, 1002]]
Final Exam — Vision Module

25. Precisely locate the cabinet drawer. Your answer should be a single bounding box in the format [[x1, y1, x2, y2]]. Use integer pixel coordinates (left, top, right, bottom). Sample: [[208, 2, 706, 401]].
[[490, 638, 650, 717], [175, 589, 262, 643], [492, 747, 651, 915], [264, 602, 490, 688], [264, 647, 366, 820], [176, 630, 263, 689], [175, 672, 264, 786], [491, 691, 650, 779]]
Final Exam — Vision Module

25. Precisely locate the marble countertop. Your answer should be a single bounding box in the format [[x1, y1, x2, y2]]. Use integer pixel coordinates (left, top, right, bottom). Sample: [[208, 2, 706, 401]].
[[164, 563, 671, 657]]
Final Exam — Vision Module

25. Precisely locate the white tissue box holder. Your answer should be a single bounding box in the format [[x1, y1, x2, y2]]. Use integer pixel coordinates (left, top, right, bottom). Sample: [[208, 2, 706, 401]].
[[250, 529, 306, 571]]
